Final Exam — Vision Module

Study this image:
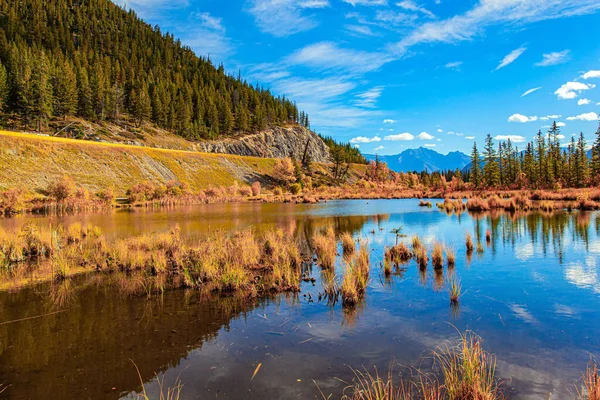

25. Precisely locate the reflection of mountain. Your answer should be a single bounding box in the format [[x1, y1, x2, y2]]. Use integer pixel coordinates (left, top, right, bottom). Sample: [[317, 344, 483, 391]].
[[0, 277, 263, 400]]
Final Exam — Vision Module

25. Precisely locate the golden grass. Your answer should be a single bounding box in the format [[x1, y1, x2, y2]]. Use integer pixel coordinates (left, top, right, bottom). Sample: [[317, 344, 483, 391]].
[[434, 331, 502, 400], [465, 233, 474, 253], [432, 243, 444, 270], [342, 232, 356, 257], [385, 243, 412, 264], [414, 246, 429, 270], [313, 226, 337, 269], [578, 359, 600, 400], [0, 223, 302, 294], [448, 276, 462, 304], [446, 246, 456, 268]]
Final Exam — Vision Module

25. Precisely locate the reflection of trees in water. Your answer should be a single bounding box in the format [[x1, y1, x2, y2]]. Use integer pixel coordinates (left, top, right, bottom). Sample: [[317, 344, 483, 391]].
[[0, 274, 267, 400], [470, 210, 596, 263]]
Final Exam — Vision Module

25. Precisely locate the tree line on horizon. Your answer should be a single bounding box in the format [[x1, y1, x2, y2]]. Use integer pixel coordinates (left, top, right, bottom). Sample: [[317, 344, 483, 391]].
[[467, 121, 600, 189], [0, 0, 310, 139]]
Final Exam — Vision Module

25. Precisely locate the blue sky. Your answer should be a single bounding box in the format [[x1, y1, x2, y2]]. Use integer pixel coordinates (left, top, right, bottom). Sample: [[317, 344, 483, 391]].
[[114, 0, 600, 155]]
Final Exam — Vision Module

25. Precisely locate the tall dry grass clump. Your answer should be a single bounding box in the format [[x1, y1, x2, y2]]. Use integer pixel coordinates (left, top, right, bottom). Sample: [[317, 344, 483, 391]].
[[341, 232, 356, 257], [448, 276, 462, 304], [446, 246, 456, 268], [411, 235, 422, 252], [578, 358, 600, 400], [414, 246, 429, 270], [385, 243, 412, 265], [432, 242, 444, 270], [313, 226, 337, 269], [465, 233, 474, 253], [341, 241, 370, 307], [435, 331, 502, 400]]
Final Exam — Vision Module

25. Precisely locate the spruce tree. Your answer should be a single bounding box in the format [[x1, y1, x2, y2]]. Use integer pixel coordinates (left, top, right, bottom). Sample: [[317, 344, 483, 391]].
[[0, 61, 7, 116], [592, 123, 600, 181], [29, 50, 53, 131], [483, 134, 500, 187], [470, 142, 482, 187]]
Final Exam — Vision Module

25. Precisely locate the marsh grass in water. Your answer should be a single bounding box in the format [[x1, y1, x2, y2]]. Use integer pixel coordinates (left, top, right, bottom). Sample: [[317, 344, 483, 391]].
[[313, 226, 337, 269]]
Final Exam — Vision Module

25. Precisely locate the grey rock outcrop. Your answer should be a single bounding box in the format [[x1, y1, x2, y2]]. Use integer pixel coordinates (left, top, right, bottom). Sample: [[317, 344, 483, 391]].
[[198, 125, 330, 163]]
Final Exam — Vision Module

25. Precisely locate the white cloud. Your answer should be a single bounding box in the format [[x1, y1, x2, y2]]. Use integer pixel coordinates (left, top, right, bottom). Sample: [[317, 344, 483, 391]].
[[345, 24, 377, 36], [578, 98, 591, 105], [540, 114, 562, 120], [247, 0, 329, 37], [396, 0, 435, 18], [424, 144, 437, 147], [566, 112, 599, 121], [182, 12, 234, 62], [521, 87, 541, 97], [465, 136, 476, 140], [508, 113, 538, 123], [445, 61, 463, 70], [437, 128, 443, 133], [196, 12, 225, 32], [582, 70, 600, 79], [354, 87, 384, 108], [390, 1, 600, 55], [555, 82, 596, 99], [417, 132, 435, 140], [495, 135, 527, 143], [374, 145, 385, 151], [556, 122, 566, 127], [350, 135, 382, 143], [383, 119, 396, 124], [495, 47, 527, 71], [342, 0, 387, 6], [534, 50, 571, 67], [286, 42, 393, 74], [385, 133, 415, 141], [354, 144, 360, 148]]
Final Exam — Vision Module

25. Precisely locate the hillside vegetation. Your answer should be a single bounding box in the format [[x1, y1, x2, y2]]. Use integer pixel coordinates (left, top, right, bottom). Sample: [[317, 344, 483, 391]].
[[0, 130, 277, 193]]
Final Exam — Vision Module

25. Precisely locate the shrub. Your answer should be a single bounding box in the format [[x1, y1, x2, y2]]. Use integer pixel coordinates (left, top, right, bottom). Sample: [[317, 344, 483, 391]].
[[290, 183, 302, 195], [272, 158, 296, 185], [49, 176, 76, 202], [97, 188, 115, 205], [0, 188, 25, 214], [238, 186, 252, 197], [273, 186, 283, 196], [251, 181, 261, 196]]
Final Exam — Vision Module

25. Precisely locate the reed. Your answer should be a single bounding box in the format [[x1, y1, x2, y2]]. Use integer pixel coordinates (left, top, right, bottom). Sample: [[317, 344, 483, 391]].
[[341, 232, 356, 257], [448, 276, 462, 304], [465, 233, 474, 253], [578, 359, 600, 400], [485, 229, 491, 243], [341, 366, 412, 400], [446, 246, 456, 268], [411, 235, 422, 252], [414, 246, 429, 270], [434, 331, 501, 400], [313, 226, 337, 269], [432, 242, 444, 270], [385, 243, 412, 264]]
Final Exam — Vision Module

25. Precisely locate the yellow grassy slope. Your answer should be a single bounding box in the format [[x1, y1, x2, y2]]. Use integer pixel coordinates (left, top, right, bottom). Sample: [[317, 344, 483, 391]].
[[0, 130, 277, 194]]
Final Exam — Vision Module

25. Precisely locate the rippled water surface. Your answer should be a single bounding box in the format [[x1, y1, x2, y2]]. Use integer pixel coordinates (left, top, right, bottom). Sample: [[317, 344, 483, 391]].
[[1, 200, 599, 399]]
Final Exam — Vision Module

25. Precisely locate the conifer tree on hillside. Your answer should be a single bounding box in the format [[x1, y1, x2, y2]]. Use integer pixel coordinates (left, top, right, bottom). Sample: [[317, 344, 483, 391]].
[[592, 123, 600, 182], [0, 61, 7, 115]]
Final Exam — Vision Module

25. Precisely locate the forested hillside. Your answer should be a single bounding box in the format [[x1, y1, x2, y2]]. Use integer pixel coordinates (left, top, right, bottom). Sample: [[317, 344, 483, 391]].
[[0, 0, 308, 140]]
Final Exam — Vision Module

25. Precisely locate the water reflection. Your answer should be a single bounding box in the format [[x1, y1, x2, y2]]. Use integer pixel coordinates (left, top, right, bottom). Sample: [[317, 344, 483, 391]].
[[0, 201, 599, 399]]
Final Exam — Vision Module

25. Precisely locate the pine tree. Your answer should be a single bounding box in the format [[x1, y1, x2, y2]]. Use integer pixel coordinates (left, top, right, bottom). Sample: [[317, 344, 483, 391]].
[[29, 50, 53, 131], [535, 130, 547, 187], [470, 142, 482, 187], [592, 123, 600, 182], [0, 61, 8, 116], [576, 132, 589, 187], [483, 134, 500, 187], [52, 58, 78, 119]]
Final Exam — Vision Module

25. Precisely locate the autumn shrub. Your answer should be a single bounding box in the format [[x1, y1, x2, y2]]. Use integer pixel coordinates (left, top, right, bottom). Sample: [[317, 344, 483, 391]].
[[251, 181, 261, 196]]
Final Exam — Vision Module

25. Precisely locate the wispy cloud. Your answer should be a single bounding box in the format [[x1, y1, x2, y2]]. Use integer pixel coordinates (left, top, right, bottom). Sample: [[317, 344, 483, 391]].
[[465, 136, 476, 140], [343, 0, 387, 6], [354, 87, 384, 108], [247, 0, 329, 37], [555, 81, 596, 99], [396, 0, 435, 18], [540, 114, 562, 120], [521, 87, 541, 97], [374, 145, 385, 151], [495, 47, 527, 71], [535, 50, 571, 67], [285, 42, 393, 74], [389, 1, 600, 55], [508, 114, 538, 123], [445, 61, 463, 70], [383, 119, 396, 124]]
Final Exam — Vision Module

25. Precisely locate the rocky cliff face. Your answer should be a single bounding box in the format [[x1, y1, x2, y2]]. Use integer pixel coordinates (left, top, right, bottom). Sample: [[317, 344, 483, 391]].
[[198, 125, 331, 163]]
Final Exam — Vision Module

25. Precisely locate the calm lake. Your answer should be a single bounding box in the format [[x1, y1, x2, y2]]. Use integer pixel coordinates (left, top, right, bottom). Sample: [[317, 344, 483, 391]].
[[1, 199, 599, 399]]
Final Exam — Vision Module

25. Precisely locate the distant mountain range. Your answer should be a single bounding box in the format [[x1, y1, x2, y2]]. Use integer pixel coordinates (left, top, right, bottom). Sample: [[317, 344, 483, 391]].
[[365, 147, 470, 173]]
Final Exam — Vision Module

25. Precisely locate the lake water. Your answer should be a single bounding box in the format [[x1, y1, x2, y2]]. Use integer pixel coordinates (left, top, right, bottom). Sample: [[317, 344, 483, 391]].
[[1, 199, 599, 399]]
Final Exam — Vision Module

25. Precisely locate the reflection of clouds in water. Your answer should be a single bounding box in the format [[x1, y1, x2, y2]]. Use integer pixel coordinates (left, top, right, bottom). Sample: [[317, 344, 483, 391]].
[[587, 256, 597, 268], [515, 242, 535, 261], [590, 240, 600, 254], [553, 303, 579, 318], [509, 303, 538, 324], [531, 271, 545, 283], [564, 261, 600, 294]]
